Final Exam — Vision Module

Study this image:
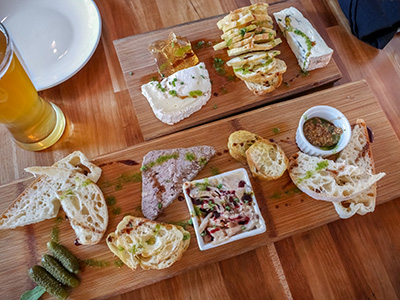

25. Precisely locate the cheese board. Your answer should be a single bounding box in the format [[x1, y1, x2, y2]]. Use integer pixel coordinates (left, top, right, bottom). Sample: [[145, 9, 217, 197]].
[[114, 0, 342, 141], [1, 80, 400, 299]]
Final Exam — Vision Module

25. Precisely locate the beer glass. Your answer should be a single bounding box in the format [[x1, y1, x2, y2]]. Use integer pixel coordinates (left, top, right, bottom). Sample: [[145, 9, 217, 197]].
[[0, 23, 65, 151]]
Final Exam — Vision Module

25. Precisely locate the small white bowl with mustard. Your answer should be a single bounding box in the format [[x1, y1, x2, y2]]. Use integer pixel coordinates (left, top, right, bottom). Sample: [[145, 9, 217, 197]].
[[296, 106, 352, 157]]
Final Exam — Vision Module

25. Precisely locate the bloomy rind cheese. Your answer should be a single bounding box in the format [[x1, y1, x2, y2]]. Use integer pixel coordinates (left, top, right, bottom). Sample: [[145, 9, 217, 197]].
[[273, 7, 333, 71], [141, 62, 211, 125]]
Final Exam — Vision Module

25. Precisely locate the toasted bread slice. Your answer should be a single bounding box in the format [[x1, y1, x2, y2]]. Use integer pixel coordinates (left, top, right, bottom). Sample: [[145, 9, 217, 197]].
[[288, 152, 385, 202], [229, 32, 276, 49], [233, 58, 278, 82], [333, 119, 383, 218], [227, 130, 263, 164], [244, 74, 283, 96], [0, 151, 102, 230], [26, 167, 108, 245], [0, 175, 62, 230], [227, 50, 280, 68], [227, 38, 282, 56], [106, 216, 190, 271], [229, 28, 276, 45], [246, 139, 288, 180], [221, 24, 257, 40], [54, 151, 102, 183], [235, 58, 286, 83]]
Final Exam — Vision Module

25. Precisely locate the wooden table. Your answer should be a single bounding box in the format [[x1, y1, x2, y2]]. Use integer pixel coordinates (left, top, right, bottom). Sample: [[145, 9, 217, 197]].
[[1, 0, 399, 299]]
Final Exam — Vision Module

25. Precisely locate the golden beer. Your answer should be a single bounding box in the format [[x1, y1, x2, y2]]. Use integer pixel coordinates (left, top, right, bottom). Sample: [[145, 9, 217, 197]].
[[0, 23, 65, 151]]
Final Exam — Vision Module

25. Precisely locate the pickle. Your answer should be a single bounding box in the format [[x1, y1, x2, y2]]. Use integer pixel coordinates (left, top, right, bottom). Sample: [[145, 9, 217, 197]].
[[47, 241, 80, 274], [28, 265, 68, 300], [42, 254, 80, 287]]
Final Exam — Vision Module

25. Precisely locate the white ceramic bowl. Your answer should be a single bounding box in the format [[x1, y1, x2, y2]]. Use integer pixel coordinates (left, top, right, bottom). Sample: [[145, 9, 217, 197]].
[[0, 0, 101, 91], [296, 106, 351, 157], [183, 168, 266, 251]]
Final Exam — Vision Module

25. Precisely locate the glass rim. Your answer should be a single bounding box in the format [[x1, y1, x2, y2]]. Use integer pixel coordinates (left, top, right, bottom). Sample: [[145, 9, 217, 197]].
[[0, 22, 13, 77]]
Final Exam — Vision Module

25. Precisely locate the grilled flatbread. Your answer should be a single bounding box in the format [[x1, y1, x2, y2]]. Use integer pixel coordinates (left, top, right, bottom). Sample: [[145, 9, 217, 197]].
[[141, 146, 216, 220], [288, 151, 385, 202], [0, 151, 101, 230], [333, 119, 383, 218], [25, 167, 108, 245]]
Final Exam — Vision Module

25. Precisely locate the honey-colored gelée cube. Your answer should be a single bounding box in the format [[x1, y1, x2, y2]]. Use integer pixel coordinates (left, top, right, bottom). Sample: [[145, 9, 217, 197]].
[[148, 32, 199, 77]]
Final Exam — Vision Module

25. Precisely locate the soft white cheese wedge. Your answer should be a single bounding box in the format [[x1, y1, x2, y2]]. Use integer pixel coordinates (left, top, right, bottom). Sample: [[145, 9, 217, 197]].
[[141, 62, 211, 125], [273, 7, 333, 71]]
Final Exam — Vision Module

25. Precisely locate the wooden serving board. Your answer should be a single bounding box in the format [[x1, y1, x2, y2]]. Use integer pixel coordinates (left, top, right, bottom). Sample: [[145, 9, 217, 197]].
[[114, 0, 341, 141], [1, 81, 399, 299]]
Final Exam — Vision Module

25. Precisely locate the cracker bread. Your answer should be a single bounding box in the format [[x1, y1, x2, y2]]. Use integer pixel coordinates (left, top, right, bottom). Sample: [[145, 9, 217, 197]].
[[288, 152, 385, 202], [227, 39, 282, 56], [141, 146, 216, 220], [106, 216, 190, 271], [0, 151, 101, 230], [25, 167, 108, 245], [246, 139, 288, 180], [244, 74, 283, 95], [226, 51, 280, 68], [333, 119, 382, 218], [215, 3, 286, 95], [227, 130, 263, 164]]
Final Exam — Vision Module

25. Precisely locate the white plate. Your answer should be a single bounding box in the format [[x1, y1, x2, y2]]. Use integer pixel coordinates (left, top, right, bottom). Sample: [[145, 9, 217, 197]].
[[0, 0, 101, 91]]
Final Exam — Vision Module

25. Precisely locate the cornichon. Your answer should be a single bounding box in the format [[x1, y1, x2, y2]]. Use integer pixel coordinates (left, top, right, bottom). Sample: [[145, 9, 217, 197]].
[[28, 265, 68, 300], [42, 254, 80, 287], [47, 241, 80, 274]]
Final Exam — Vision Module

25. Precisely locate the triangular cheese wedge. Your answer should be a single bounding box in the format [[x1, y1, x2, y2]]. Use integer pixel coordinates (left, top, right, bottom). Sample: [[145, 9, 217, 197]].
[[141, 146, 216, 220]]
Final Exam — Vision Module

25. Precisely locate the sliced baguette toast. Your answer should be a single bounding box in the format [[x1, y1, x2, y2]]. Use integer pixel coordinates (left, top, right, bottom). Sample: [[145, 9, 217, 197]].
[[0, 151, 101, 230], [227, 38, 282, 56], [246, 139, 288, 180], [26, 167, 108, 245], [333, 119, 383, 218], [244, 74, 283, 95], [106, 216, 190, 271], [226, 50, 280, 68], [227, 130, 263, 164]]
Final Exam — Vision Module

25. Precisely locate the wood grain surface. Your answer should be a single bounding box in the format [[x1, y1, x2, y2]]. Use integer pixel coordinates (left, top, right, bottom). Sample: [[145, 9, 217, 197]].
[[0, 0, 399, 299], [0, 81, 399, 299], [114, 0, 342, 141]]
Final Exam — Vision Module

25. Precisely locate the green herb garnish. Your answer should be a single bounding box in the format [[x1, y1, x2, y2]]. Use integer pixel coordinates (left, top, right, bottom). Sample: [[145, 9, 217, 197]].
[[169, 90, 177, 96], [213, 58, 226, 75], [112, 207, 121, 215], [183, 232, 191, 240], [185, 152, 196, 161], [106, 196, 116, 206], [189, 90, 203, 98], [315, 160, 329, 171], [114, 260, 124, 268], [20, 286, 46, 300]]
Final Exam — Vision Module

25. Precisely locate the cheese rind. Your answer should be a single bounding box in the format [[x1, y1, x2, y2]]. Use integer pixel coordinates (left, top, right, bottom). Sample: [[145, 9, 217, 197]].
[[273, 7, 333, 71], [141, 63, 211, 125]]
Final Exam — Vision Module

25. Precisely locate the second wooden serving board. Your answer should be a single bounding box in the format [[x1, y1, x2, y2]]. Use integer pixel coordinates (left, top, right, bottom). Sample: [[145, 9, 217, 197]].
[[114, 0, 341, 141], [1, 81, 399, 299]]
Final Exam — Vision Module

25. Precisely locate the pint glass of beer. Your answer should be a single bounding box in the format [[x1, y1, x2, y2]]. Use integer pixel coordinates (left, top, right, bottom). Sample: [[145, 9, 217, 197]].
[[0, 23, 65, 151]]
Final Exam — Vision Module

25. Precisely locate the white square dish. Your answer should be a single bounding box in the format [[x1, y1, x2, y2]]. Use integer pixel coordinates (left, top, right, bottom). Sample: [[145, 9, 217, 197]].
[[183, 168, 266, 251]]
